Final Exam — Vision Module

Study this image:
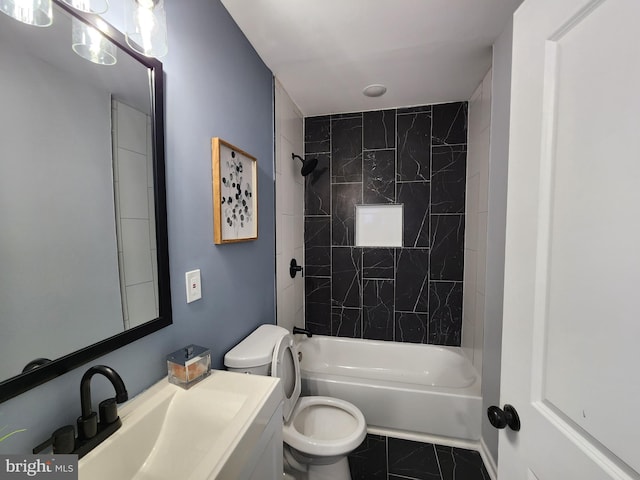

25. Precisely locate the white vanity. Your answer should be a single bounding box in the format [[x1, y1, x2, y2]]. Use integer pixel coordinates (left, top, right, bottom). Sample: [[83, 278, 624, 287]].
[[79, 371, 283, 479]]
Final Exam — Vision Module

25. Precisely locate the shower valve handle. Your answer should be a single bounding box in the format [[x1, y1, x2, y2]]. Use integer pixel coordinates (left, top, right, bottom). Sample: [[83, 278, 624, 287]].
[[487, 404, 521, 431], [289, 259, 303, 278]]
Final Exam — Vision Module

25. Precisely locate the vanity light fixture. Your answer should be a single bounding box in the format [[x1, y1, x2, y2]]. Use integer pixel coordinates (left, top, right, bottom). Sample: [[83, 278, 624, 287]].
[[60, 0, 108, 14], [72, 17, 117, 65], [0, 0, 52, 26], [125, 0, 168, 58]]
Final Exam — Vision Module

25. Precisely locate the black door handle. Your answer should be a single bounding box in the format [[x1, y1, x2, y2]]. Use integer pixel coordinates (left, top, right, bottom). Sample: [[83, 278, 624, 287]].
[[487, 404, 521, 431]]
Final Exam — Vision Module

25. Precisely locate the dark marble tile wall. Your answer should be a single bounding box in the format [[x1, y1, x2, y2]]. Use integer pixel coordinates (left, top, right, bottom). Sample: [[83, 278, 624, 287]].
[[349, 434, 490, 480], [304, 102, 467, 346]]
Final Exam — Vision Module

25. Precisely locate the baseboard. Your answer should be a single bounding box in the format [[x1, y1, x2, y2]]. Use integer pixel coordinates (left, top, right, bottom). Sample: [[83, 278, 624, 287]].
[[479, 437, 498, 480]]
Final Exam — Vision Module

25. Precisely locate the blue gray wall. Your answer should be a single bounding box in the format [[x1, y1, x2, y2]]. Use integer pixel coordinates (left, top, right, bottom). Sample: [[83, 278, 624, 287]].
[[0, 0, 275, 454]]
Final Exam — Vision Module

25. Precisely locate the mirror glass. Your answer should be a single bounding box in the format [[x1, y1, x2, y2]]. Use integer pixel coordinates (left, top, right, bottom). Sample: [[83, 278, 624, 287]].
[[0, 0, 171, 402]]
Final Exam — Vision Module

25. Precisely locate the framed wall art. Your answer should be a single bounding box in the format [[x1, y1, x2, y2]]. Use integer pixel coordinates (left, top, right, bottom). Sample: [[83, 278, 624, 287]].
[[211, 137, 258, 244]]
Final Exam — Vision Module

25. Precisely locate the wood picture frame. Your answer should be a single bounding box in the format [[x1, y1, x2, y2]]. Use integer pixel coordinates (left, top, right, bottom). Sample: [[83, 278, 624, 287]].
[[211, 137, 258, 244]]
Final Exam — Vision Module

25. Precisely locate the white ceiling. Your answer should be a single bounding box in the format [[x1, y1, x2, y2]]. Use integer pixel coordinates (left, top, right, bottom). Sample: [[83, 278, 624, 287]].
[[220, 0, 524, 116]]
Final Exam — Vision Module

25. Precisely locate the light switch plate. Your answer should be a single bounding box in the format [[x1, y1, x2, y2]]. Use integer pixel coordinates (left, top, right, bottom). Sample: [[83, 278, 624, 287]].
[[185, 269, 202, 303]]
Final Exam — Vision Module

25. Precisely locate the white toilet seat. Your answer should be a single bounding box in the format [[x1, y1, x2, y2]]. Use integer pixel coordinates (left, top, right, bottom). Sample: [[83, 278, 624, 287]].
[[283, 396, 367, 457], [271, 333, 301, 422]]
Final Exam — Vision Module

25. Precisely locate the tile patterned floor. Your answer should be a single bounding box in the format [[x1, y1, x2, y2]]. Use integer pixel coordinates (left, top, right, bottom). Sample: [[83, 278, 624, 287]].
[[349, 434, 490, 480]]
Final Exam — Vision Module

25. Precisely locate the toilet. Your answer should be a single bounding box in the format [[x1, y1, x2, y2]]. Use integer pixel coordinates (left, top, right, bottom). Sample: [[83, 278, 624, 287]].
[[224, 324, 366, 480]]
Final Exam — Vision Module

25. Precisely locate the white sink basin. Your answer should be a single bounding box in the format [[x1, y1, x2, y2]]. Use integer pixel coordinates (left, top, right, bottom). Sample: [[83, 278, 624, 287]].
[[79, 370, 281, 480]]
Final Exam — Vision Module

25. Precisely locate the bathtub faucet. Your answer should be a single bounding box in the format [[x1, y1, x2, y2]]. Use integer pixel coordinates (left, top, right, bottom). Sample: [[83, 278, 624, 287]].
[[293, 327, 313, 337]]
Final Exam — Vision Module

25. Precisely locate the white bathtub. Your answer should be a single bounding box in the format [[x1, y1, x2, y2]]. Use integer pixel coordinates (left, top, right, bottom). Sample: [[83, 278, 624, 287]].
[[297, 335, 481, 442]]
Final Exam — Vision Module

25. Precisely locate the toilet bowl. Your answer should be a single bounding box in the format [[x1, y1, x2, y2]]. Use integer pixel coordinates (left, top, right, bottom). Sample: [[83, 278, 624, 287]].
[[224, 325, 367, 480]]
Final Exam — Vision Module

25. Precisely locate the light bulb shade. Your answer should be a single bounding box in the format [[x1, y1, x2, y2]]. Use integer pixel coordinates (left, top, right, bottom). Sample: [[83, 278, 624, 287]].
[[72, 17, 117, 65], [125, 0, 167, 58], [60, 0, 108, 14], [0, 0, 52, 26]]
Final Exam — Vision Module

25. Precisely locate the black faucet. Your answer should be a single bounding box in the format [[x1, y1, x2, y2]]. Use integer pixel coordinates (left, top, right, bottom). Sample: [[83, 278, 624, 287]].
[[293, 326, 313, 337], [77, 365, 128, 441], [33, 365, 129, 458]]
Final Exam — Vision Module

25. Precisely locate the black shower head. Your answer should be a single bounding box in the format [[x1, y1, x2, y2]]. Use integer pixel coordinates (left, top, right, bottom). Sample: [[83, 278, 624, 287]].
[[292, 153, 318, 176]]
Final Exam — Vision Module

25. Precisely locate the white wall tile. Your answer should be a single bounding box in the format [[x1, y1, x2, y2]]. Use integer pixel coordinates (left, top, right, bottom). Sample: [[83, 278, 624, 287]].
[[121, 218, 153, 285], [468, 84, 483, 138], [275, 82, 304, 332], [480, 69, 493, 133], [151, 247, 158, 317], [462, 249, 477, 361], [465, 174, 479, 251], [146, 119, 153, 188], [478, 138, 490, 213], [126, 282, 157, 328], [281, 214, 294, 261], [463, 69, 492, 380], [118, 148, 149, 219], [293, 246, 304, 313], [473, 291, 486, 374], [277, 284, 295, 333], [281, 138, 299, 213], [148, 187, 156, 250], [476, 211, 488, 296], [117, 102, 148, 155]]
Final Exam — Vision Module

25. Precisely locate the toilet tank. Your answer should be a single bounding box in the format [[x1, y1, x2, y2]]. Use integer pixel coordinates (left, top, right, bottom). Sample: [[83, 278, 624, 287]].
[[224, 324, 289, 375]]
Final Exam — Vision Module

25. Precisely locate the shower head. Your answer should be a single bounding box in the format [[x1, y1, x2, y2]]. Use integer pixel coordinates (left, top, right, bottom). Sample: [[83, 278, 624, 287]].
[[292, 153, 318, 176]]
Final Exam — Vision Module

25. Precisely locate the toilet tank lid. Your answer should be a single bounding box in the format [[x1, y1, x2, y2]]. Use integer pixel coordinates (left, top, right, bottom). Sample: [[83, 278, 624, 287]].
[[224, 324, 289, 368]]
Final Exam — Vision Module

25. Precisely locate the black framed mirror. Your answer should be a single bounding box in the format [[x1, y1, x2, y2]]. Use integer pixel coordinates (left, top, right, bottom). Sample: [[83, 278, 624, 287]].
[[0, 0, 171, 403]]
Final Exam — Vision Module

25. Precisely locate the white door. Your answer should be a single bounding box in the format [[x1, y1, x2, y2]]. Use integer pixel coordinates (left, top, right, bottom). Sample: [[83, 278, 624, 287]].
[[498, 0, 640, 479]]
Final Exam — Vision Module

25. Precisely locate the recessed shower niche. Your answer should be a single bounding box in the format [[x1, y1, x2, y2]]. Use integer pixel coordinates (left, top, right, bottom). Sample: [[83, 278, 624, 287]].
[[355, 204, 403, 247]]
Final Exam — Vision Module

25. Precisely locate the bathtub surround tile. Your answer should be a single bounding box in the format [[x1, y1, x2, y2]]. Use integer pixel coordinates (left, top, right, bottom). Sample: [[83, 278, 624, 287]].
[[304, 153, 331, 216], [332, 182, 362, 246], [436, 445, 490, 480], [397, 105, 433, 114], [388, 438, 442, 480], [332, 116, 363, 183], [349, 434, 387, 480], [398, 181, 431, 247], [304, 115, 330, 153], [363, 279, 395, 341], [432, 102, 468, 146], [395, 311, 428, 343], [429, 281, 463, 346], [332, 112, 363, 119], [397, 110, 431, 182], [332, 307, 361, 337], [363, 149, 396, 204], [395, 248, 429, 312], [362, 248, 395, 279], [304, 102, 467, 346], [363, 109, 396, 150], [431, 146, 467, 214], [304, 217, 331, 277], [430, 214, 465, 281], [305, 276, 332, 335], [332, 247, 362, 308]]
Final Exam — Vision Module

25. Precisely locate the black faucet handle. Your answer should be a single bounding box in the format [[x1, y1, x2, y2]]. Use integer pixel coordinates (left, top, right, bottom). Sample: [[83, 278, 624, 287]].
[[99, 398, 119, 425], [77, 412, 98, 440], [52, 425, 76, 454], [33, 425, 75, 455]]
